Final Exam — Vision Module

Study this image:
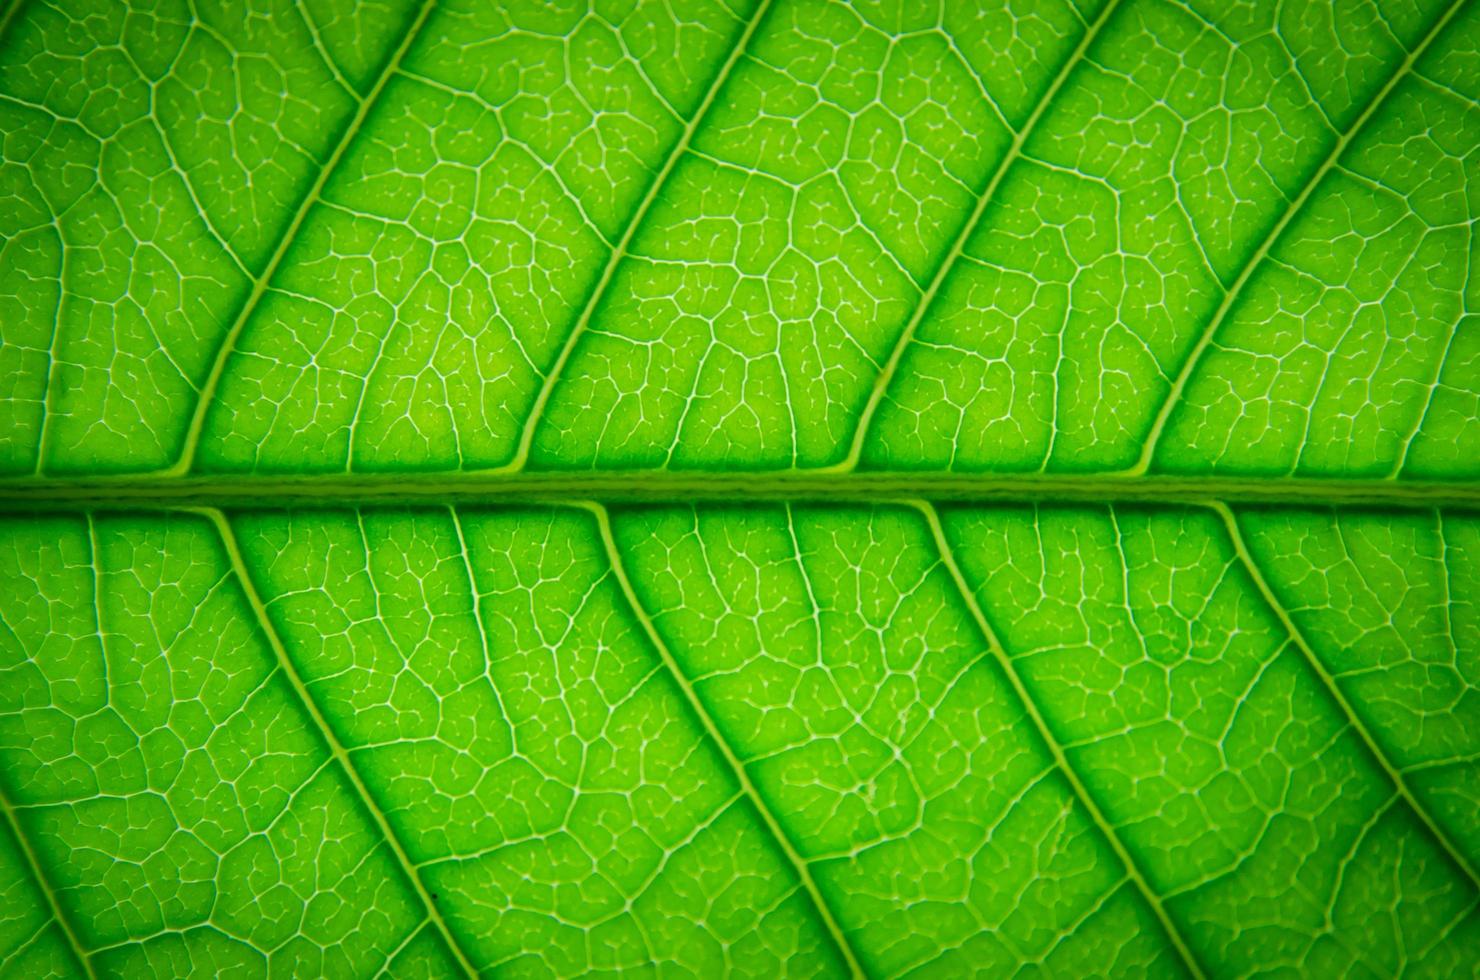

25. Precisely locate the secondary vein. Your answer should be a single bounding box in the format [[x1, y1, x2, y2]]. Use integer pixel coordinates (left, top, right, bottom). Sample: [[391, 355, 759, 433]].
[[1129, 0, 1471, 475], [206, 508, 482, 980], [501, 0, 777, 472], [583, 501, 870, 980], [1213, 501, 1480, 893], [917, 500, 1209, 980], [835, 0, 1127, 472], [163, 0, 440, 478], [0, 0, 28, 45], [0, 784, 98, 979]]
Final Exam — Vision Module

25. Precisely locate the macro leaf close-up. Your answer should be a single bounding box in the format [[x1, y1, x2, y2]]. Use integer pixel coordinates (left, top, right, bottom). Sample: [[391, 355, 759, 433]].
[[0, 0, 1478, 976]]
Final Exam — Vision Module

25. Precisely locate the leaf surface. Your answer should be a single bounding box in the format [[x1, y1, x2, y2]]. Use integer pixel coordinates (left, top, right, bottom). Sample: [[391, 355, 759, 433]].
[[0, 0, 1477, 976]]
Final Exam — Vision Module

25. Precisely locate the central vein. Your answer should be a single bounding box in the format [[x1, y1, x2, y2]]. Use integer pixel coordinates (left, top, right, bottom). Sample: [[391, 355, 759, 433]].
[[2, 472, 1474, 511]]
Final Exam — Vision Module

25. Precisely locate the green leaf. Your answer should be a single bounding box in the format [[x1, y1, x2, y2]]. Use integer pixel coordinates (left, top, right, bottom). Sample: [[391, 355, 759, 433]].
[[0, 0, 1476, 976]]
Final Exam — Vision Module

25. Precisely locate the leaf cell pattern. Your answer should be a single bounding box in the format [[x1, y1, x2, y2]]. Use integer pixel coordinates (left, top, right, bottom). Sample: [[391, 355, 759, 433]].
[[0, 0, 1477, 976]]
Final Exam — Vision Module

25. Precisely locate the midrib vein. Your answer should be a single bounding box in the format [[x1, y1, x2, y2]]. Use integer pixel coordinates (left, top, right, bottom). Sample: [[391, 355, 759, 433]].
[[835, 0, 1126, 471], [585, 502, 870, 979], [1215, 503, 1480, 892], [162, 0, 440, 478], [0, 785, 98, 980], [1129, 0, 1469, 475], [503, 0, 775, 471], [918, 501, 1209, 980], [3, 472, 1476, 511], [207, 509, 481, 980]]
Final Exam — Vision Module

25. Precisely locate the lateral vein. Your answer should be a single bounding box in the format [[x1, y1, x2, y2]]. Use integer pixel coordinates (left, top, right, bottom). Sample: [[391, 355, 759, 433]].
[[1129, 0, 1470, 474], [503, 0, 776, 472], [205, 508, 482, 980], [0, 0, 28, 45], [164, 0, 440, 477], [916, 500, 1209, 980], [836, 0, 1127, 471], [0, 785, 97, 979], [1212, 501, 1480, 892], [581, 501, 870, 979]]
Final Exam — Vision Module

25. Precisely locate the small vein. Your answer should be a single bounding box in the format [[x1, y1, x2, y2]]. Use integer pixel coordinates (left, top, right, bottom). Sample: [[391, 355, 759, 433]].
[[84, 513, 108, 698], [374, 922, 438, 978], [1129, 0, 1471, 475], [295, 0, 357, 100], [163, 0, 440, 478], [0, 922, 56, 976], [1390, 195, 1472, 478], [914, 499, 1209, 980], [835, 0, 1128, 472], [1212, 501, 1480, 893], [0, 785, 98, 980], [203, 507, 481, 980], [579, 500, 870, 980], [500, 0, 777, 473], [448, 505, 516, 750]]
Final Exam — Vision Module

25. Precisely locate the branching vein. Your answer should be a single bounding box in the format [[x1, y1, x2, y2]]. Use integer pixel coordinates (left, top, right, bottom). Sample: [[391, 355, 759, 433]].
[[0, 785, 96, 980], [837, 0, 1128, 471], [164, 0, 441, 478], [502, 0, 778, 472], [1213, 501, 1480, 893], [582, 501, 870, 980], [1129, 0, 1472, 474], [917, 499, 1209, 980], [206, 508, 481, 980]]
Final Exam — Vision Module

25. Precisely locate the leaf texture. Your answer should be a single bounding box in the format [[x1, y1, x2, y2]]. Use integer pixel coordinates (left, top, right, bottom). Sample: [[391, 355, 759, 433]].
[[0, 0, 1477, 976]]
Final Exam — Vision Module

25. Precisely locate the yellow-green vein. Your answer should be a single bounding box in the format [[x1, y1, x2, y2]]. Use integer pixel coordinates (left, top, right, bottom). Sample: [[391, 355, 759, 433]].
[[502, 0, 776, 472], [581, 500, 870, 979], [164, 0, 440, 478], [1130, 0, 1471, 475], [916, 499, 1209, 980], [1212, 501, 1480, 892], [836, 0, 1126, 472], [0, 786, 97, 980], [204, 507, 482, 980]]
